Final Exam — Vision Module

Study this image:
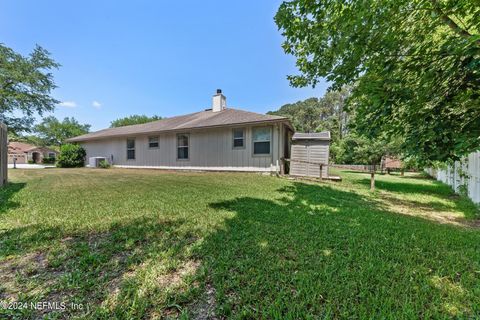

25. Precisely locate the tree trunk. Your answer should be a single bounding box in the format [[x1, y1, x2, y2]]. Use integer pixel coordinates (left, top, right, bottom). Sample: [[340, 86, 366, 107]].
[[401, 169, 404, 176], [370, 171, 375, 191]]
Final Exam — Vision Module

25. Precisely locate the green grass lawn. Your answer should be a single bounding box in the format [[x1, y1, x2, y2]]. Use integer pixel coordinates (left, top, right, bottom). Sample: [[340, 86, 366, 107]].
[[0, 168, 479, 319]]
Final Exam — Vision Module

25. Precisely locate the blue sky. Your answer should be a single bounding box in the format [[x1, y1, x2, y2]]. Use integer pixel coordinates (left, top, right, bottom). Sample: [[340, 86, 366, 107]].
[[0, 1, 327, 131]]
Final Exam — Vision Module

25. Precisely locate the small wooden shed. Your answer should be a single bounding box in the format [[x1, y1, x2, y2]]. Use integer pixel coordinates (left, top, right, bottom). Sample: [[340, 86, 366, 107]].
[[290, 132, 330, 178]]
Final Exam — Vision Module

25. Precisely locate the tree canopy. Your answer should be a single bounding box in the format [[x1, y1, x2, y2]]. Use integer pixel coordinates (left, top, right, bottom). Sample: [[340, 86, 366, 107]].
[[269, 87, 353, 161], [110, 114, 162, 128], [275, 0, 480, 164], [0, 44, 59, 133], [35, 116, 90, 146], [269, 87, 350, 141]]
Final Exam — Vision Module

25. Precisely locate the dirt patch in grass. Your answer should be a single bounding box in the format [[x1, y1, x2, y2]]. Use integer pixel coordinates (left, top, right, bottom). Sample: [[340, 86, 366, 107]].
[[0, 251, 70, 318], [190, 281, 217, 320], [157, 260, 200, 289], [0, 252, 50, 301], [377, 191, 479, 228]]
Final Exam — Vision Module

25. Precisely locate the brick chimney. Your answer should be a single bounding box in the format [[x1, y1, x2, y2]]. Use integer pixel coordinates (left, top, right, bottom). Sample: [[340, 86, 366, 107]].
[[212, 89, 226, 112]]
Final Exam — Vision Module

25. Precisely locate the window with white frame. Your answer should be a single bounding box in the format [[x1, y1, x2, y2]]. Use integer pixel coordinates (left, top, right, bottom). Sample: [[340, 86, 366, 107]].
[[252, 127, 271, 155], [148, 136, 159, 149], [177, 134, 189, 160], [232, 128, 245, 148], [127, 138, 135, 160]]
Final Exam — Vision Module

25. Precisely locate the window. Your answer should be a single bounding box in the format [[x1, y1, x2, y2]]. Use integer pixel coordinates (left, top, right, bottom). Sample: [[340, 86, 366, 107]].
[[233, 128, 245, 148], [252, 127, 271, 155], [127, 138, 135, 160], [148, 136, 159, 149], [177, 134, 189, 160], [48, 152, 56, 159]]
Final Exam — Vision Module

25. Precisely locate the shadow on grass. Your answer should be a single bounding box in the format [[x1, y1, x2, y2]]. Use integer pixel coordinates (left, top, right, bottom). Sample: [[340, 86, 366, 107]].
[[1, 180, 479, 319], [348, 173, 479, 220], [0, 182, 26, 215], [199, 181, 480, 318], [0, 216, 197, 319], [354, 177, 450, 196]]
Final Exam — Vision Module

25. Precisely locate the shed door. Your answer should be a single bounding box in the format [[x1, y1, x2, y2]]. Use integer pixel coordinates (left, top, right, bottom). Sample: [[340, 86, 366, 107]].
[[306, 142, 321, 177], [290, 142, 308, 176], [291, 140, 327, 178]]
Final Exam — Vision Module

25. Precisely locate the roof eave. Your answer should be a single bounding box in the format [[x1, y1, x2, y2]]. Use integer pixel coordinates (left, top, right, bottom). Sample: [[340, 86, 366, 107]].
[[67, 118, 291, 143]]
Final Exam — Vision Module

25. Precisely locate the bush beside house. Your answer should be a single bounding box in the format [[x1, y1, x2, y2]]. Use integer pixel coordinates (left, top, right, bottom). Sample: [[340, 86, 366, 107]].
[[42, 156, 56, 164], [57, 144, 86, 168]]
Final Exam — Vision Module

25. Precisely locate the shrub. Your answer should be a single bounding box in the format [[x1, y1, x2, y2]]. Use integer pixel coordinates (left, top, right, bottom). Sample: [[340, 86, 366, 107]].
[[27, 160, 35, 164], [42, 156, 56, 164], [57, 144, 86, 168], [98, 160, 111, 169]]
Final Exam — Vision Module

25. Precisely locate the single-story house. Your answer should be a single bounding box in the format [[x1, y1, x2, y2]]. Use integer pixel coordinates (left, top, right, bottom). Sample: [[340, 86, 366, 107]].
[[8, 142, 58, 164], [67, 90, 294, 172]]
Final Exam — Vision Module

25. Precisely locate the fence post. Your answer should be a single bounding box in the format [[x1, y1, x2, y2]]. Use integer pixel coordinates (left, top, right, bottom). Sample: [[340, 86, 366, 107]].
[[0, 122, 7, 187], [319, 164, 323, 180]]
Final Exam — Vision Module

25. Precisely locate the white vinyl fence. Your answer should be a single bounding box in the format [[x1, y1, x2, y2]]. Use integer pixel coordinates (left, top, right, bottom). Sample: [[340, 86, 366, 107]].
[[425, 152, 480, 204]]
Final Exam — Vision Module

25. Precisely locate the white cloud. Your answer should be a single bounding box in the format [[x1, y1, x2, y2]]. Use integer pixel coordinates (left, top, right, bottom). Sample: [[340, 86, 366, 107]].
[[58, 101, 77, 108], [92, 101, 102, 109]]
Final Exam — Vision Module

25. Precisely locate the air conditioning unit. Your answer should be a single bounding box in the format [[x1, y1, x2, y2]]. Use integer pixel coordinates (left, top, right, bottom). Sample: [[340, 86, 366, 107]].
[[89, 157, 108, 168]]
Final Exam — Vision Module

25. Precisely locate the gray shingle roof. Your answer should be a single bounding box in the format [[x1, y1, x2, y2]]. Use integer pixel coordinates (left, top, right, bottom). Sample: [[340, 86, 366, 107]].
[[67, 108, 290, 142], [292, 132, 331, 141]]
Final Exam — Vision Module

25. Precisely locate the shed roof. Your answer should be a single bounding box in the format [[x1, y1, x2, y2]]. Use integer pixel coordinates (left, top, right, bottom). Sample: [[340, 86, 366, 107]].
[[67, 108, 290, 142], [292, 132, 331, 141]]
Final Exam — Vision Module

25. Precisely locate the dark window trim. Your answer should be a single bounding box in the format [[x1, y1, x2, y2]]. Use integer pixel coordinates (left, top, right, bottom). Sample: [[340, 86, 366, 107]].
[[148, 136, 160, 149], [252, 126, 272, 157], [176, 133, 190, 161], [126, 137, 136, 160], [232, 127, 246, 149]]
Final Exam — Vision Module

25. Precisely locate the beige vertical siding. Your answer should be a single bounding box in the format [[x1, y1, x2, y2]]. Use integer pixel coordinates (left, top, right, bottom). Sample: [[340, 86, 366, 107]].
[[81, 124, 286, 172], [0, 123, 7, 186], [290, 140, 330, 178]]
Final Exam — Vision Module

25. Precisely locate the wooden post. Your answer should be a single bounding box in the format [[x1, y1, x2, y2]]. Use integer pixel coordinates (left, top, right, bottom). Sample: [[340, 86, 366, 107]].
[[370, 164, 375, 191], [319, 164, 323, 181], [0, 122, 7, 187]]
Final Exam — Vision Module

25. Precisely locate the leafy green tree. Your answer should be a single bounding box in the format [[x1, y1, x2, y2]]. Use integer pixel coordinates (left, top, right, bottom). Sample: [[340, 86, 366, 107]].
[[334, 134, 367, 165], [275, 0, 480, 164], [268, 98, 323, 133], [0, 44, 59, 133], [269, 87, 351, 161], [57, 144, 86, 168], [110, 114, 162, 128], [35, 116, 90, 146]]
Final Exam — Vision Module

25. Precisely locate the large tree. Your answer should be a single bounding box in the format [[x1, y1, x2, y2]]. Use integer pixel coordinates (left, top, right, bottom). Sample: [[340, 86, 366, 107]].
[[269, 87, 351, 161], [0, 44, 59, 133], [110, 114, 162, 128], [269, 86, 351, 139], [35, 116, 90, 146], [275, 0, 480, 164]]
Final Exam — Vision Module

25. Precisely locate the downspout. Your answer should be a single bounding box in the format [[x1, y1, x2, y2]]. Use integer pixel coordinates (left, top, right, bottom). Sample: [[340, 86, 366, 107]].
[[275, 123, 280, 173]]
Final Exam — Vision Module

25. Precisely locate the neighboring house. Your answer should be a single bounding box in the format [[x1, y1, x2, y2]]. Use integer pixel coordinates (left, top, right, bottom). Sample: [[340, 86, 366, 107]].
[[381, 156, 403, 172], [67, 90, 294, 172], [8, 142, 58, 164]]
